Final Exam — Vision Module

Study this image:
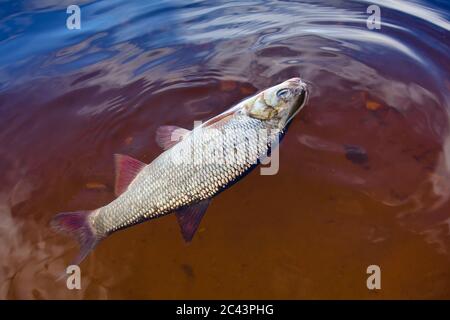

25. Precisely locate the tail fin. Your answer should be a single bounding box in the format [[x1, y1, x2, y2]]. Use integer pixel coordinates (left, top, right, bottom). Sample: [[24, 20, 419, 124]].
[[50, 210, 100, 265]]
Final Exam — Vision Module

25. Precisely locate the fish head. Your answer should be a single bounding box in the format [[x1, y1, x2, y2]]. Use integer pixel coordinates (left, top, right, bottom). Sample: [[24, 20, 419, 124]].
[[244, 77, 308, 129]]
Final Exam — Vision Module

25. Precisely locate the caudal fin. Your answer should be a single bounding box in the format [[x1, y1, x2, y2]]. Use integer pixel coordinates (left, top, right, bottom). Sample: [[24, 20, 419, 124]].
[[50, 210, 100, 265]]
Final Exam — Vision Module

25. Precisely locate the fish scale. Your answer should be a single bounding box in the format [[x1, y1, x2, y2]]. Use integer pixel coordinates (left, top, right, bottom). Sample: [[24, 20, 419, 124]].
[[94, 114, 279, 235]]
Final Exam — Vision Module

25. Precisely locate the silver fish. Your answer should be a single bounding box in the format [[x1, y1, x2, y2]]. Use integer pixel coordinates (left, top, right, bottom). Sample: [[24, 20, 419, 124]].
[[51, 77, 308, 264]]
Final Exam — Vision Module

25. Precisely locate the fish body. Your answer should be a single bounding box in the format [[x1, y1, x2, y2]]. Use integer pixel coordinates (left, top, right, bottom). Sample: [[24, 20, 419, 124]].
[[96, 114, 273, 235], [51, 77, 308, 264]]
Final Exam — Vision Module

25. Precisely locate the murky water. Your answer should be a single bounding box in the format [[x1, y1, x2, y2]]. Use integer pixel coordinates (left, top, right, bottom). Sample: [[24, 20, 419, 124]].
[[1, 0, 450, 299]]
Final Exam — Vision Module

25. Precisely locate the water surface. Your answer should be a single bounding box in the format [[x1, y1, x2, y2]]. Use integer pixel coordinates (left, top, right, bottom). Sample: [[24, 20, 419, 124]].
[[0, 0, 450, 299]]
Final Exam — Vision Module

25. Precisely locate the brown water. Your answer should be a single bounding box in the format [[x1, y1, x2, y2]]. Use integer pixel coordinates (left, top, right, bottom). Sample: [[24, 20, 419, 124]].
[[1, 0, 450, 299]]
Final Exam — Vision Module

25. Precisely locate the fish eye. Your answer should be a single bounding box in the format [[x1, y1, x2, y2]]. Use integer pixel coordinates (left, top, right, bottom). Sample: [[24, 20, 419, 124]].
[[276, 88, 290, 99]]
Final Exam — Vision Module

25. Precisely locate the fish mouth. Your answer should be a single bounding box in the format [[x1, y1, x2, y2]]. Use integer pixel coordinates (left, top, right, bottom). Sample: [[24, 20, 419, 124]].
[[286, 85, 308, 123]]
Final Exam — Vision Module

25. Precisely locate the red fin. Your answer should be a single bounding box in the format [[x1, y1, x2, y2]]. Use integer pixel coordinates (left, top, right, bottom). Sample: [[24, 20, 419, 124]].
[[50, 210, 100, 265], [155, 125, 190, 150], [114, 154, 146, 196], [176, 199, 210, 242]]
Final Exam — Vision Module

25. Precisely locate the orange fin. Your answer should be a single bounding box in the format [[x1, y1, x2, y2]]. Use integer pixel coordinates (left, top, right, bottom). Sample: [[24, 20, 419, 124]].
[[114, 154, 146, 196]]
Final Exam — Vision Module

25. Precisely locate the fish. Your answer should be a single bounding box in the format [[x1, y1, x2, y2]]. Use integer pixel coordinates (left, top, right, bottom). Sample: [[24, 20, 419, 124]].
[[51, 77, 309, 264]]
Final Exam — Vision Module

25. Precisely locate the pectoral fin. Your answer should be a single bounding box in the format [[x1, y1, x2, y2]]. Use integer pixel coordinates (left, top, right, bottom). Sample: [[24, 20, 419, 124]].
[[175, 199, 211, 242], [156, 125, 190, 150]]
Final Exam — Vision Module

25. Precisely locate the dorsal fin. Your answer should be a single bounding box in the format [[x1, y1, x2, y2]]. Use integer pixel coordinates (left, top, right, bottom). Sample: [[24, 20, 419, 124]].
[[175, 199, 211, 242], [203, 110, 234, 128], [114, 154, 146, 196], [155, 125, 190, 150]]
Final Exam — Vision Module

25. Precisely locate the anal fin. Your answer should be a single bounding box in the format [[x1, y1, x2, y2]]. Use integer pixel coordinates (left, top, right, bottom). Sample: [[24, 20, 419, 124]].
[[176, 199, 211, 242]]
